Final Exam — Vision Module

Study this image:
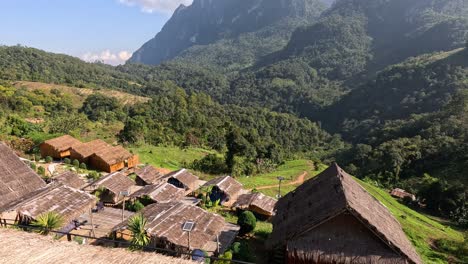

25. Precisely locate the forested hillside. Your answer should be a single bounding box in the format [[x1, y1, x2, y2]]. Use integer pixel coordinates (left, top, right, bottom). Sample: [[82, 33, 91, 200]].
[[129, 0, 326, 71]]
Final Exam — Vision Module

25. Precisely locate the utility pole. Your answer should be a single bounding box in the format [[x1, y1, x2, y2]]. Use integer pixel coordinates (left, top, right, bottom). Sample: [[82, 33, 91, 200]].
[[120, 191, 129, 222], [277, 176, 285, 199]]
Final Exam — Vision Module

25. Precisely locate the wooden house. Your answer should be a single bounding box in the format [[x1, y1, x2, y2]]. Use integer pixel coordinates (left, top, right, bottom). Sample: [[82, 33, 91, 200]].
[[113, 202, 239, 254], [0, 182, 96, 227], [89, 146, 139, 173], [234, 192, 277, 218], [134, 165, 167, 186], [40, 135, 81, 159], [92, 172, 134, 204], [0, 142, 46, 208], [129, 183, 185, 204], [69, 139, 110, 163], [166, 169, 199, 194], [203, 176, 243, 206], [0, 228, 194, 264], [53, 171, 86, 190], [391, 188, 416, 201], [268, 163, 422, 264]]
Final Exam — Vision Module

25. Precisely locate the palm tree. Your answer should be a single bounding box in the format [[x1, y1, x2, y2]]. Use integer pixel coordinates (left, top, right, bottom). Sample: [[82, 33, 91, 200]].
[[31, 211, 64, 235], [128, 214, 150, 249]]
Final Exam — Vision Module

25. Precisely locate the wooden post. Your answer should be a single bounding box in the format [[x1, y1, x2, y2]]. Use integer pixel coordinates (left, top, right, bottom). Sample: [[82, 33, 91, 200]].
[[90, 209, 96, 238], [216, 234, 220, 254], [187, 231, 191, 253], [122, 197, 126, 222], [67, 233, 72, 241]]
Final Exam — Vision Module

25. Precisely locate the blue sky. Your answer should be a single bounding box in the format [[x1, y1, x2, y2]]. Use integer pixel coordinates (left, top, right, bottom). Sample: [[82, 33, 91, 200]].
[[0, 0, 192, 65]]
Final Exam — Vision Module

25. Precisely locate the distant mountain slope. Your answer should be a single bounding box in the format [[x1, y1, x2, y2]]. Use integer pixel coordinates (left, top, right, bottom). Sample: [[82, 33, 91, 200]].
[[128, 0, 326, 70], [273, 0, 468, 79]]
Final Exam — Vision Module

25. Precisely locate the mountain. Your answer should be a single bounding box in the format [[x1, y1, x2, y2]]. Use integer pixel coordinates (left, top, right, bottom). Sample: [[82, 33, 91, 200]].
[[273, 0, 468, 79], [128, 0, 326, 71]]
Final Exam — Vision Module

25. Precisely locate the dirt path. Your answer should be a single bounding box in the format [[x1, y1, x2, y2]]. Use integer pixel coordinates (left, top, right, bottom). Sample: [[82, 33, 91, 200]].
[[255, 171, 307, 190]]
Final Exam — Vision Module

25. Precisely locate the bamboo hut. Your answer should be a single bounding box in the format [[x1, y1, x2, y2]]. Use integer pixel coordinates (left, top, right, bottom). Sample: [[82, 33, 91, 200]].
[[40, 135, 82, 159], [113, 202, 239, 254], [0, 228, 194, 264], [134, 165, 167, 186], [92, 172, 135, 204], [70, 139, 111, 163], [234, 192, 277, 218], [0, 182, 96, 226], [203, 176, 243, 206], [391, 188, 416, 201], [53, 171, 86, 190], [166, 169, 199, 194], [0, 142, 46, 208], [268, 163, 422, 264], [89, 146, 139, 173], [129, 183, 185, 204]]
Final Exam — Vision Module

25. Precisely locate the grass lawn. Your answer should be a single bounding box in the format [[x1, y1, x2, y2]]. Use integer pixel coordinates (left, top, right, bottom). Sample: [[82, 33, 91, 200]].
[[237, 160, 324, 189], [129, 145, 216, 170]]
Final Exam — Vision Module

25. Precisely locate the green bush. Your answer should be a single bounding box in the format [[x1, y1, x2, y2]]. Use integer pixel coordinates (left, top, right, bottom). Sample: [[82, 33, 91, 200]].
[[72, 159, 80, 167], [45, 156, 53, 163], [34, 154, 41, 162], [126, 200, 145, 212], [237, 211, 256, 235], [64, 158, 71, 164], [231, 241, 254, 262], [30, 163, 37, 171], [214, 250, 232, 264], [37, 166, 46, 176], [79, 163, 87, 170], [88, 171, 101, 180]]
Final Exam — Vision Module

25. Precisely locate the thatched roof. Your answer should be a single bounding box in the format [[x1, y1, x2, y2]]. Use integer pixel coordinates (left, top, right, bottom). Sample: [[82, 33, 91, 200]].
[[0, 182, 96, 224], [130, 183, 185, 203], [269, 163, 422, 264], [134, 165, 166, 185], [166, 169, 199, 190], [0, 228, 193, 264], [71, 139, 111, 159], [42, 135, 81, 152], [93, 146, 134, 165], [53, 171, 86, 189], [0, 142, 46, 208], [92, 172, 134, 195], [203, 176, 243, 199], [391, 188, 416, 201], [234, 192, 277, 216], [113, 202, 239, 252]]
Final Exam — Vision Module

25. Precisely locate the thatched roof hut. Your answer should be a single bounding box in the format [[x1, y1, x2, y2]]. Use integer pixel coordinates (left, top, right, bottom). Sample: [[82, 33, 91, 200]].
[[130, 183, 185, 204], [53, 171, 86, 190], [234, 192, 277, 217], [391, 188, 416, 201], [40, 135, 81, 159], [166, 169, 199, 193], [0, 142, 46, 208], [0, 183, 96, 225], [70, 139, 110, 163], [0, 228, 193, 264], [268, 163, 422, 264], [89, 146, 139, 173], [134, 165, 166, 186], [92, 172, 134, 204], [113, 202, 239, 253], [203, 176, 243, 206]]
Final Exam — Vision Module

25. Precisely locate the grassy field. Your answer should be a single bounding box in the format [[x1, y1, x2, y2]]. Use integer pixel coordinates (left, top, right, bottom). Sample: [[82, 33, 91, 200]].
[[129, 145, 216, 170], [236, 159, 324, 189]]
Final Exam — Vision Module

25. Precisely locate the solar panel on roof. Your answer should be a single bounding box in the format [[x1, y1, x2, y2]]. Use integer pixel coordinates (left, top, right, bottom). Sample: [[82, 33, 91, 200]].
[[182, 221, 195, 232]]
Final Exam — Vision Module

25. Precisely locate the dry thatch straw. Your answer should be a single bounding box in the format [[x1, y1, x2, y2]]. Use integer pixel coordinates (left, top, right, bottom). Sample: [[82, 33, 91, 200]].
[[53, 171, 86, 190], [234, 192, 277, 217], [130, 183, 185, 203], [40, 135, 82, 158], [0, 142, 46, 208], [0, 228, 194, 264], [134, 165, 167, 185], [269, 163, 422, 264], [166, 169, 199, 192]]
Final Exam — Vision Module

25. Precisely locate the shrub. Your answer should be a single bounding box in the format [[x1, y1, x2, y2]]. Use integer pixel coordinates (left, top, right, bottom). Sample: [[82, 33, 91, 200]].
[[79, 163, 87, 170], [31, 211, 64, 235], [231, 241, 254, 262], [214, 250, 232, 264], [37, 166, 46, 176], [64, 158, 71, 164], [30, 163, 37, 171], [34, 154, 41, 162], [128, 214, 150, 249], [237, 211, 256, 235], [72, 159, 80, 167], [88, 171, 101, 181], [45, 156, 53, 163], [127, 200, 145, 212], [190, 154, 228, 175]]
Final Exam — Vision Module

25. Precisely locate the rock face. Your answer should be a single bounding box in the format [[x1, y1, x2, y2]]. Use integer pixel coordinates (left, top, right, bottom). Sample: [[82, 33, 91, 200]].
[[128, 0, 326, 65]]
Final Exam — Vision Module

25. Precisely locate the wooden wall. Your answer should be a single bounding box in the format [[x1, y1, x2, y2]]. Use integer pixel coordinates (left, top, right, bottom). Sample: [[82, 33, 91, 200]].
[[40, 144, 69, 159]]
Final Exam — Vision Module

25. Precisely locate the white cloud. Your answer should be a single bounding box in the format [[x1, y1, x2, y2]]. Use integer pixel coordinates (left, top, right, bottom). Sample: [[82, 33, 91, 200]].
[[118, 0, 193, 14], [81, 50, 132, 65]]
